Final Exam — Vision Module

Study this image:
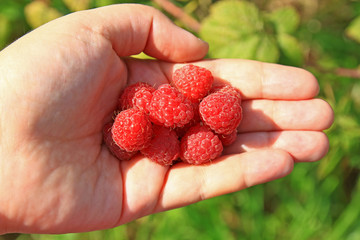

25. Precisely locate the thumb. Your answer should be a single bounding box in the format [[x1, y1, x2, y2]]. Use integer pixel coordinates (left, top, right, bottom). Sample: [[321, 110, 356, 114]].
[[75, 4, 208, 62]]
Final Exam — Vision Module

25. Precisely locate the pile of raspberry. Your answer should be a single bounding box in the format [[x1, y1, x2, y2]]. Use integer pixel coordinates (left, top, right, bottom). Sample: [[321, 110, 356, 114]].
[[103, 64, 243, 166]]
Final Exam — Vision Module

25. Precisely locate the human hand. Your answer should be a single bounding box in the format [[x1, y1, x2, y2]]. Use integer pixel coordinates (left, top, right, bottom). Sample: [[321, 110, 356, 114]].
[[0, 4, 333, 234]]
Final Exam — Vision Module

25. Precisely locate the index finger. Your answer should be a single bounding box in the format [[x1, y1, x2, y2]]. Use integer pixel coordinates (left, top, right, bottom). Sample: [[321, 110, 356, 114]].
[[161, 59, 320, 100]]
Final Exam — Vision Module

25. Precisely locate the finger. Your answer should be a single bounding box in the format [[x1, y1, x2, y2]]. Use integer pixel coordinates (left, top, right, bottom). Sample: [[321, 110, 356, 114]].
[[118, 155, 169, 224], [154, 149, 293, 212], [223, 131, 329, 162], [80, 4, 208, 62], [118, 60, 333, 132], [159, 59, 319, 100], [238, 99, 334, 132], [124, 58, 170, 87]]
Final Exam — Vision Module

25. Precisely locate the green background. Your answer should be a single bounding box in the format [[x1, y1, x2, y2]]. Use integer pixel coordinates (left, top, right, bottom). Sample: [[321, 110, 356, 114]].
[[1, 0, 360, 239]]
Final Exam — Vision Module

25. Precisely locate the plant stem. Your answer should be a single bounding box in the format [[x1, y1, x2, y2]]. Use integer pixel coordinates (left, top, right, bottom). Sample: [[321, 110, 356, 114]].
[[152, 0, 201, 33]]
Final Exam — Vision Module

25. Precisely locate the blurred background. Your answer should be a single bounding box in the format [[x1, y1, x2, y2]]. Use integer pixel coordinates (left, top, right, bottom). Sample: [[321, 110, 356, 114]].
[[0, 0, 359, 239]]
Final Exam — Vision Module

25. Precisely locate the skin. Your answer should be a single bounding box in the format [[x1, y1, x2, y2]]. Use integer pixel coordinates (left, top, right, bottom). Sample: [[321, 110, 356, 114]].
[[0, 4, 333, 234]]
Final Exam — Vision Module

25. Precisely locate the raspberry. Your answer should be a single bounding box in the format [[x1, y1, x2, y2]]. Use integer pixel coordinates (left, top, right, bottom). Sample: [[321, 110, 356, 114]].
[[175, 117, 199, 138], [103, 123, 137, 161], [103, 64, 243, 166], [175, 102, 200, 138], [148, 84, 194, 128], [112, 108, 153, 152], [218, 130, 237, 146], [210, 85, 242, 105], [173, 64, 214, 101], [141, 126, 180, 166], [199, 91, 242, 135], [118, 82, 155, 112], [180, 124, 223, 165]]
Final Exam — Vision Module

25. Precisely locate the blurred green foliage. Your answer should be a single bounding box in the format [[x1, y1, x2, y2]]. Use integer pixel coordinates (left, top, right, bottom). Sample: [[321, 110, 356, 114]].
[[1, 0, 360, 239], [200, 1, 303, 64]]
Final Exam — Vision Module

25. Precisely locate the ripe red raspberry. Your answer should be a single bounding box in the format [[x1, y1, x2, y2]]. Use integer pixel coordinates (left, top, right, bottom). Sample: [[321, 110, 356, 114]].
[[103, 123, 137, 161], [210, 85, 242, 105], [118, 82, 155, 112], [141, 126, 180, 166], [175, 102, 201, 138], [218, 130, 237, 146], [148, 84, 194, 128], [180, 124, 223, 165], [199, 91, 242, 135], [173, 64, 214, 101], [112, 108, 153, 152]]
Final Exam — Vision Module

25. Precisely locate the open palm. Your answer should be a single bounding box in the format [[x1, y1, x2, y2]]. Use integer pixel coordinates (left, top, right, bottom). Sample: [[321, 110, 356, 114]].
[[0, 4, 333, 234]]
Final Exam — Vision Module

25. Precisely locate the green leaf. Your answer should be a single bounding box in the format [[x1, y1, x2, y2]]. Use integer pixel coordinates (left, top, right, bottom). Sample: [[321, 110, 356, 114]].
[[131, 52, 155, 60], [0, 14, 10, 49], [200, 0, 269, 60], [267, 6, 300, 34], [62, 0, 90, 12], [277, 33, 304, 66], [255, 35, 279, 63], [326, 179, 360, 240], [200, 1, 263, 58], [209, 35, 261, 59], [337, 115, 359, 129], [94, 0, 119, 8], [24, 1, 62, 29], [346, 16, 360, 44], [205, 0, 263, 35], [0, 2, 24, 21], [200, 18, 243, 51], [16, 234, 34, 240], [351, 83, 360, 106], [349, 155, 360, 169]]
